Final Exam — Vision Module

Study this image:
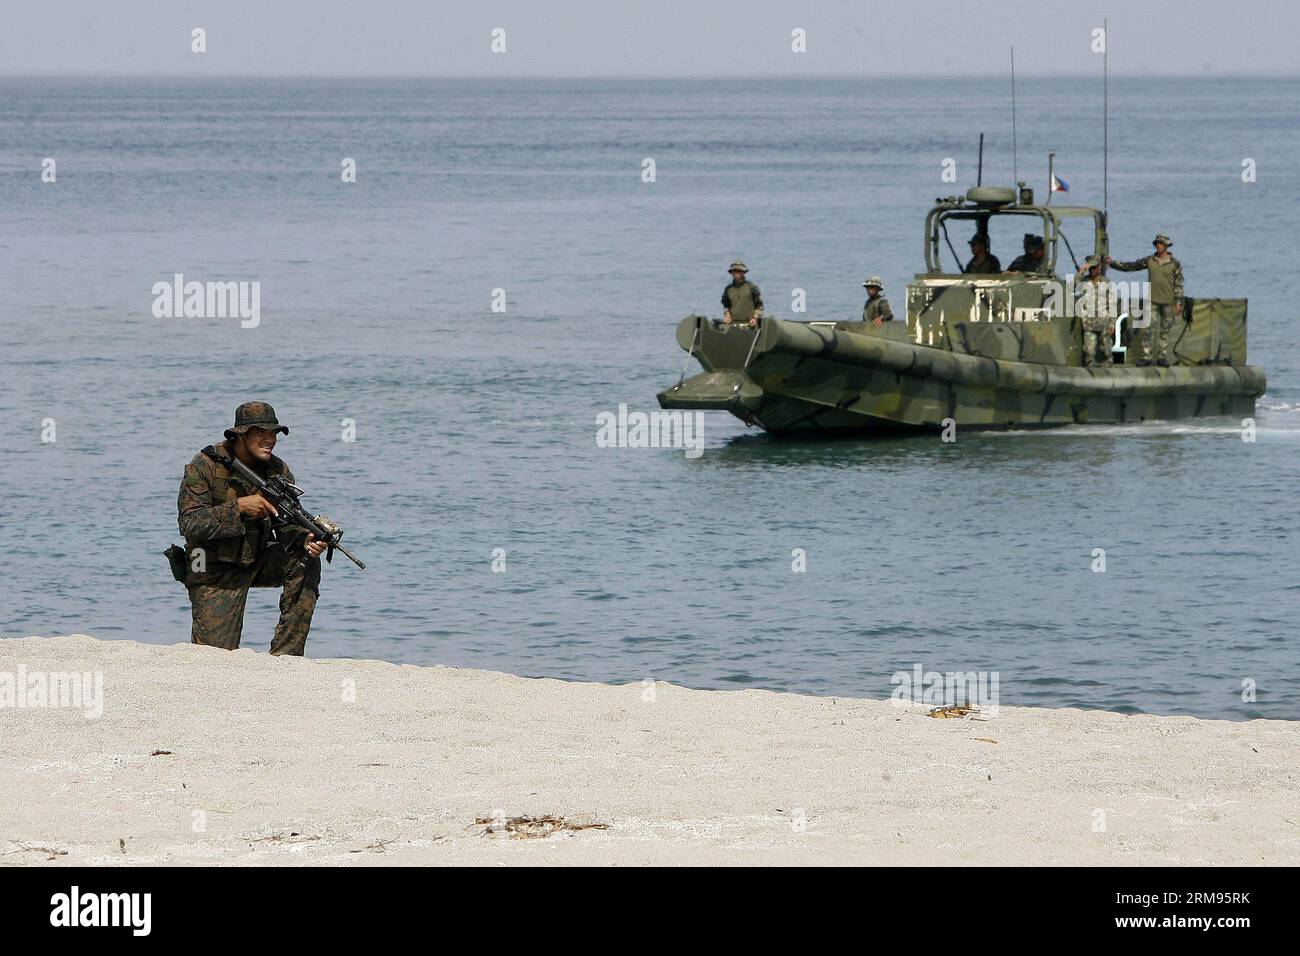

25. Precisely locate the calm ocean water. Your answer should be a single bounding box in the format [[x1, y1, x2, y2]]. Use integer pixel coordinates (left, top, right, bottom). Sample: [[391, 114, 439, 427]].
[[1, 76, 1296, 720]]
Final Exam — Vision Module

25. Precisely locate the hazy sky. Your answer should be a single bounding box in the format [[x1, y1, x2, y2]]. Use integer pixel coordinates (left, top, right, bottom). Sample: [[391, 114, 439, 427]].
[[3, 0, 1297, 76]]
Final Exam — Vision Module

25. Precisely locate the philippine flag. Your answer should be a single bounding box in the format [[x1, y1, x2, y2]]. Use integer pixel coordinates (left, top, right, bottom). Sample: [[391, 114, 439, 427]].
[[1051, 173, 1069, 193]]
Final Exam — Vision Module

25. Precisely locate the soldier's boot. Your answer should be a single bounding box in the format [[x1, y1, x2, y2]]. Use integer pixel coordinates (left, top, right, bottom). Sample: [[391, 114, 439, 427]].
[[268, 556, 321, 657], [1135, 333, 1152, 365], [189, 582, 252, 650]]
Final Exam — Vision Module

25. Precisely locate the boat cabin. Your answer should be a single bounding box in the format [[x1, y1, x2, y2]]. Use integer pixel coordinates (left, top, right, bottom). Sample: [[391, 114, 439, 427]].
[[923, 186, 1106, 277]]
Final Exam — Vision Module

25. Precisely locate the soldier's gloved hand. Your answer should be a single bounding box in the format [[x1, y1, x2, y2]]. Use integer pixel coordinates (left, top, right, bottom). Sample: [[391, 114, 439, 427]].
[[303, 534, 328, 559], [237, 494, 279, 519]]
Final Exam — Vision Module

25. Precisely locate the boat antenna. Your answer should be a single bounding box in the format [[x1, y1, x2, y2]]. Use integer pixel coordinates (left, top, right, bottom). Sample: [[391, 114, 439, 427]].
[[977, 132, 984, 186], [1103, 18, 1109, 218], [1010, 47, 1018, 186]]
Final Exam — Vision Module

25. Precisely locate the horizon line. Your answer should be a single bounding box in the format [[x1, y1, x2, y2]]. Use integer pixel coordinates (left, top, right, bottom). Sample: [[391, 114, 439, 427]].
[[2, 70, 1297, 81]]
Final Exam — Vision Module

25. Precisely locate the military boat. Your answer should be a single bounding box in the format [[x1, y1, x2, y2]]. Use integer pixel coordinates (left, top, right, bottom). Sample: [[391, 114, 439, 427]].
[[658, 186, 1266, 435]]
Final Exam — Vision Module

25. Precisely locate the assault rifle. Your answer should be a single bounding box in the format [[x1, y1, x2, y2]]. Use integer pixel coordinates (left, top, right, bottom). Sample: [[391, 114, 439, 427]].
[[227, 457, 366, 569]]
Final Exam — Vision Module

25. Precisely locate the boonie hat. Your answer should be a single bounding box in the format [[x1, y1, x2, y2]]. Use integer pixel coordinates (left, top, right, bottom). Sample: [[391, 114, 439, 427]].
[[225, 401, 289, 440]]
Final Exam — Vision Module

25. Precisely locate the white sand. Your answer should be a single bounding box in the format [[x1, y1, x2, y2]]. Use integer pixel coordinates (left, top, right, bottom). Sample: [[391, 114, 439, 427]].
[[1, 635, 1296, 866]]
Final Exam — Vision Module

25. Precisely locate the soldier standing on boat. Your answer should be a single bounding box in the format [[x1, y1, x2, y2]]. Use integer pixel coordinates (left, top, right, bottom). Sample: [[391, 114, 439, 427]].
[[862, 276, 894, 325], [964, 234, 1002, 274], [1075, 256, 1116, 368], [722, 261, 763, 328], [1107, 234, 1184, 367], [1004, 234, 1047, 274]]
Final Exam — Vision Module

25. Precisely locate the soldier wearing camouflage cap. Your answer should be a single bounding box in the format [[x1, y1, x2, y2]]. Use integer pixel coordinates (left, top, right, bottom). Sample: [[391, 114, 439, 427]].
[[1004, 234, 1047, 274], [722, 261, 763, 328], [1107, 233, 1184, 367], [861, 276, 894, 326], [176, 402, 326, 655], [1075, 256, 1117, 367]]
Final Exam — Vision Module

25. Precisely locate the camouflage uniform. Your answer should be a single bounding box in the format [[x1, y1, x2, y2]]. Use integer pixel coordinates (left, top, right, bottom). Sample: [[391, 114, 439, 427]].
[[862, 296, 893, 322], [964, 252, 1002, 274], [1109, 245, 1184, 365], [1005, 234, 1047, 273], [1005, 251, 1047, 273], [861, 276, 893, 322], [178, 404, 320, 655], [1075, 264, 1117, 367], [721, 262, 763, 324]]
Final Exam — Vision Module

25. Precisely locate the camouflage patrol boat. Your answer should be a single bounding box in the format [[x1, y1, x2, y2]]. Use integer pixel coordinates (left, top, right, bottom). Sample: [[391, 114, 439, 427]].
[[658, 186, 1266, 435]]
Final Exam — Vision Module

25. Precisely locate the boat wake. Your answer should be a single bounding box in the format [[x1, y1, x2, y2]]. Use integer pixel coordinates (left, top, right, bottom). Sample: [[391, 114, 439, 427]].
[[983, 413, 1300, 438]]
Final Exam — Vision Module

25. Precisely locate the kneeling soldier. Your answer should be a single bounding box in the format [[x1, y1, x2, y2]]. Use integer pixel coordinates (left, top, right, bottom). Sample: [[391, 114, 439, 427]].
[[862, 276, 893, 325], [177, 402, 327, 655]]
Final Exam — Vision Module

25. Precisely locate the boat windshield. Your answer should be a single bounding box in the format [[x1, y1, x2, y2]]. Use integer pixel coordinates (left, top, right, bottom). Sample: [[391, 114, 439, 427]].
[[929, 206, 1105, 276]]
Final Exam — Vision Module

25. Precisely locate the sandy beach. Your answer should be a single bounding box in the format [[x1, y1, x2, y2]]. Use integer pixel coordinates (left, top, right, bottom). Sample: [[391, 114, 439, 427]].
[[1, 635, 1296, 866]]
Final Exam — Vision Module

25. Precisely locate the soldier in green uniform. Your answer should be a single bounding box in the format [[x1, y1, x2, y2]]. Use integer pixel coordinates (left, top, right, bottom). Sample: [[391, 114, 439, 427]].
[[1075, 255, 1116, 368], [1107, 233, 1184, 367], [964, 234, 1001, 274], [177, 402, 327, 655], [861, 276, 894, 325], [721, 261, 763, 327], [1004, 234, 1047, 273]]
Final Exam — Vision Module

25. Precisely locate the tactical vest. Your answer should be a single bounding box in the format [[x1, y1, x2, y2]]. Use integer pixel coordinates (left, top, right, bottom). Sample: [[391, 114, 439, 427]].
[[182, 441, 288, 568], [863, 296, 892, 322]]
